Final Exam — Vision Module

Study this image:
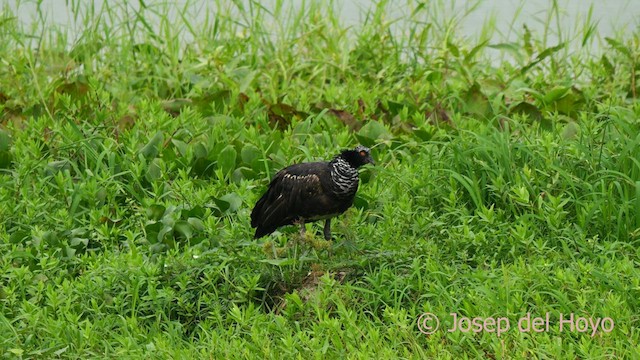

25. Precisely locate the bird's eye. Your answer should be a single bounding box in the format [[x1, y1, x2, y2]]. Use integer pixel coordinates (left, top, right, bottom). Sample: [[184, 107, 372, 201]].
[[359, 150, 366, 157]]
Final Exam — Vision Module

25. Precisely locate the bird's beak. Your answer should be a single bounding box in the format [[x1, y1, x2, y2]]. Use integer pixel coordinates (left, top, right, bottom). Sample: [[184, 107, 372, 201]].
[[366, 155, 375, 165]]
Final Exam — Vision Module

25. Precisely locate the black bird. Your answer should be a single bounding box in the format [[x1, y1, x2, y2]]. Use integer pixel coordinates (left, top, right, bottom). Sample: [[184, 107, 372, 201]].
[[251, 145, 374, 240]]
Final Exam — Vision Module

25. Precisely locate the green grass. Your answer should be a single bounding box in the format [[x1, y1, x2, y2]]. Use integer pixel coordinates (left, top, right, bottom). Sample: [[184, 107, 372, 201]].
[[1, 0, 640, 358]]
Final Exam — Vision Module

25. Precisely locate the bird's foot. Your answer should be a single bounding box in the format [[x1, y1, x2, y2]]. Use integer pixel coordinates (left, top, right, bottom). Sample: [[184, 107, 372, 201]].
[[296, 228, 314, 244], [262, 240, 287, 258], [325, 240, 334, 258], [309, 237, 332, 253]]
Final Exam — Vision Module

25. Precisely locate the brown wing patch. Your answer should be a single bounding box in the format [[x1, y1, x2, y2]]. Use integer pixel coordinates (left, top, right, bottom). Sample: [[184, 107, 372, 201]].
[[282, 172, 321, 197], [252, 170, 324, 237]]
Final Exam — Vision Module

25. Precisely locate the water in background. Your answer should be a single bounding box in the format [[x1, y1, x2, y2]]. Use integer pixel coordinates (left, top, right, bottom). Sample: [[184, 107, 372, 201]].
[[5, 0, 639, 50]]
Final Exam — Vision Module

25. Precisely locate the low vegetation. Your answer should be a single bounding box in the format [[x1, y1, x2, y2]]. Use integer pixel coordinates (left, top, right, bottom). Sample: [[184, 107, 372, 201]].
[[1, 0, 639, 357]]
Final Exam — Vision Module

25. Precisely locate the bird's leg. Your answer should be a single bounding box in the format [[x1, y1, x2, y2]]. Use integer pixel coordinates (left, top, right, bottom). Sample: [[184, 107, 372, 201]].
[[299, 220, 306, 237], [323, 219, 334, 257], [323, 219, 331, 240]]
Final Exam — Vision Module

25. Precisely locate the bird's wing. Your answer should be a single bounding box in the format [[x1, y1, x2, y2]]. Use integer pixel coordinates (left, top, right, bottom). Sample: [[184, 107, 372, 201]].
[[251, 165, 324, 229]]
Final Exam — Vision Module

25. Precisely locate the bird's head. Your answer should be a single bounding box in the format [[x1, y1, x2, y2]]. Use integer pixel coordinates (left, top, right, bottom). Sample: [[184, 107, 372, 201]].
[[339, 145, 375, 168]]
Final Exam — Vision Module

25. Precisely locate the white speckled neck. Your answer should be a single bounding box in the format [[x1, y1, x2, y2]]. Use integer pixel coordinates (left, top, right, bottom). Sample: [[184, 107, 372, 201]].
[[330, 157, 359, 197]]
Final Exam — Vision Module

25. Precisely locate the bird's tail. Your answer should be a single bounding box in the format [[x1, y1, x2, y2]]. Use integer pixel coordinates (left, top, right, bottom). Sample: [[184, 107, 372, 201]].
[[250, 196, 266, 228], [253, 226, 274, 239], [251, 197, 276, 238]]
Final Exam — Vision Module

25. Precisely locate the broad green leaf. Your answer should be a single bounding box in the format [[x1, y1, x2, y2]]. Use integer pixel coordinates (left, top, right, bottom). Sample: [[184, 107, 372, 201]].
[[193, 142, 208, 159], [386, 100, 416, 116], [260, 258, 297, 266], [237, 69, 257, 92], [171, 139, 188, 156], [356, 120, 391, 146], [241, 144, 261, 165], [425, 70, 443, 83], [605, 37, 632, 59], [64, 246, 76, 259], [145, 158, 163, 181], [42, 231, 59, 246], [553, 90, 583, 116], [210, 197, 230, 215], [149, 243, 166, 253], [189, 236, 206, 246], [70, 237, 89, 248], [217, 145, 237, 175], [462, 82, 490, 118], [140, 131, 164, 159], [0, 129, 11, 151], [46, 160, 71, 175], [70, 40, 104, 61], [174, 220, 193, 240], [157, 225, 173, 243], [8, 349, 24, 356], [209, 192, 243, 216], [446, 40, 460, 57], [601, 55, 614, 77], [184, 205, 205, 218], [488, 42, 523, 58], [412, 127, 434, 141], [187, 217, 205, 232], [464, 40, 489, 64], [354, 194, 369, 210], [191, 157, 215, 177], [636, 181, 640, 228], [520, 43, 566, 75], [509, 101, 543, 122], [523, 24, 533, 56], [145, 222, 162, 243], [219, 192, 242, 213], [0, 150, 11, 169], [562, 122, 579, 139], [232, 167, 257, 182], [9, 230, 30, 244], [543, 86, 570, 104], [147, 204, 166, 220]]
